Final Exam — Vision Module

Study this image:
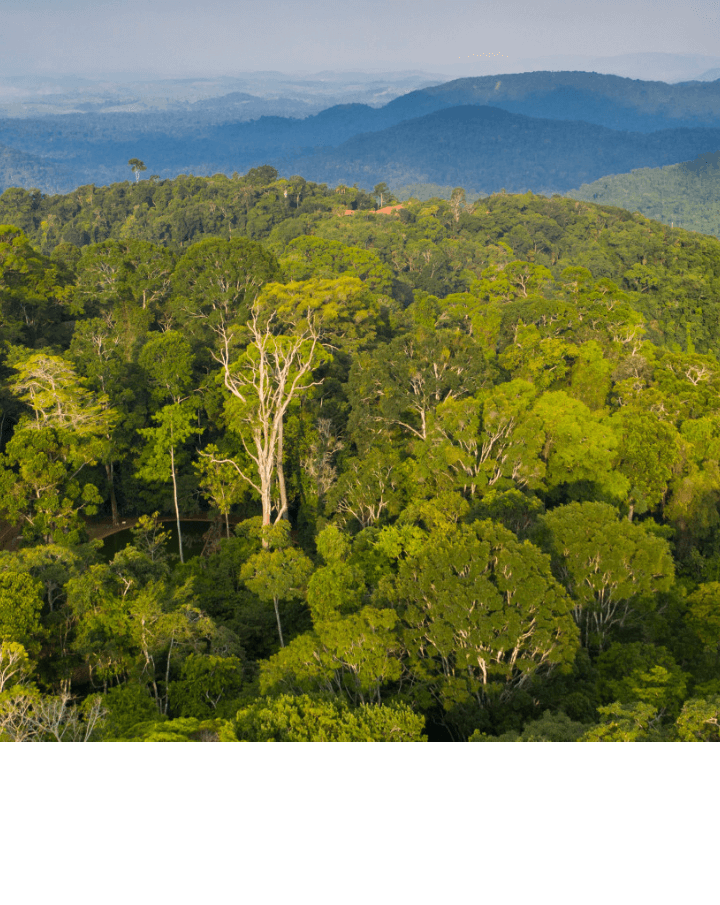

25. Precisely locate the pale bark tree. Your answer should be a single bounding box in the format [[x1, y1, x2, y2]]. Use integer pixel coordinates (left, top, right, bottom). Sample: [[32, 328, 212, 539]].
[[206, 304, 323, 541], [128, 159, 146, 182], [0, 642, 33, 694], [0, 687, 107, 742]]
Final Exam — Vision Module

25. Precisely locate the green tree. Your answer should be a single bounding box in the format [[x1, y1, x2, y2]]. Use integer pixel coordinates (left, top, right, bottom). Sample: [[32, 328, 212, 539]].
[[169, 236, 279, 346], [138, 331, 195, 405], [0, 426, 104, 545], [686, 582, 720, 653], [234, 694, 426, 742], [305, 526, 365, 622], [327, 446, 403, 529], [674, 696, 720, 742], [7, 350, 117, 455], [195, 444, 249, 539], [373, 183, 395, 208], [532, 392, 629, 499], [612, 408, 681, 520], [130, 512, 172, 564], [128, 159, 147, 183], [0, 225, 74, 345], [580, 702, 664, 742], [136, 401, 196, 563], [0, 544, 83, 613], [67, 563, 214, 712], [470, 710, 589, 742], [259, 275, 385, 354], [543, 502, 675, 647], [0, 572, 43, 647], [347, 319, 489, 448], [279, 237, 393, 295], [101, 713, 236, 742], [171, 653, 244, 719], [595, 642, 688, 717], [476, 380, 545, 492], [390, 521, 579, 721], [240, 532, 313, 648], [0, 641, 34, 695], [73, 239, 175, 319]]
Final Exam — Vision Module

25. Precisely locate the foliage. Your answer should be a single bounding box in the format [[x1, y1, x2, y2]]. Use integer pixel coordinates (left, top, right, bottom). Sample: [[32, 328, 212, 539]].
[[3, 169, 720, 740], [542, 502, 675, 647], [0, 572, 44, 646], [234, 694, 426, 741], [569, 151, 720, 240], [388, 521, 579, 721]]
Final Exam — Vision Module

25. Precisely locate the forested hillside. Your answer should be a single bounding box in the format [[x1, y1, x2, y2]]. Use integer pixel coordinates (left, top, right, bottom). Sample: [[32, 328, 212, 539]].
[[568, 151, 720, 238], [2, 172, 720, 742], [288, 106, 720, 194], [0, 143, 75, 195]]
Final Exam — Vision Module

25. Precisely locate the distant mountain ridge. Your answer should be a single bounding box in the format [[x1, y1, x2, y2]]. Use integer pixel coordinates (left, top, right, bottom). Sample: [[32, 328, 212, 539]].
[[390, 72, 720, 132], [4, 70, 720, 194], [285, 106, 720, 194]]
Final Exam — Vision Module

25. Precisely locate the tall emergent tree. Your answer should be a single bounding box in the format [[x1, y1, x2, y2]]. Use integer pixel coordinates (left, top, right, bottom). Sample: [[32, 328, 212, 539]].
[[128, 159, 147, 183], [210, 299, 325, 536]]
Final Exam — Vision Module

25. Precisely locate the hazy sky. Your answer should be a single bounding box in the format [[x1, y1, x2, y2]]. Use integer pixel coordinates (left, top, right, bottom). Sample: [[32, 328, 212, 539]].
[[1, 0, 719, 77]]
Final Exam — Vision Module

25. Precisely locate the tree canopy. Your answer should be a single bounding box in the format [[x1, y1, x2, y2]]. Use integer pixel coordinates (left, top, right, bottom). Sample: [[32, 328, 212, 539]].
[[2, 170, 720, 741]]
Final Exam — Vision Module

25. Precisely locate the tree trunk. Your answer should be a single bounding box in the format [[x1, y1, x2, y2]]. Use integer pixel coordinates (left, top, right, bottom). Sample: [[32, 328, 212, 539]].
[[170, 445, 184, 564], [164, 635, 174, 715], [273, 596, 285, 648], [106, 461, 119, 526], [260, 468, 273, 546], [276, 418, 289, 522], [225, 510, 230, 539], [255, 433, 275, 547]]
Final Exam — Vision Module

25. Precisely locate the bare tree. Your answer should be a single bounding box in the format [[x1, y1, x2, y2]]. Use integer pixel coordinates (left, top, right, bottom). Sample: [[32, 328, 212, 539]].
[[206, 304, 323, 540]]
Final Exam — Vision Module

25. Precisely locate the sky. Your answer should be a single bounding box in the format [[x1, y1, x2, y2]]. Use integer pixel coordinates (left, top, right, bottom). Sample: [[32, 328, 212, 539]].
[[0, 0, 719, 78]]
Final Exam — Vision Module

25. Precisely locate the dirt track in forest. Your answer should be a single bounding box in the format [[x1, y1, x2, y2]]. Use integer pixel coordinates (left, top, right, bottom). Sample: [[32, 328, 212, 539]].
[[0, 520, 20, 552], [85, 515, 220, 541]]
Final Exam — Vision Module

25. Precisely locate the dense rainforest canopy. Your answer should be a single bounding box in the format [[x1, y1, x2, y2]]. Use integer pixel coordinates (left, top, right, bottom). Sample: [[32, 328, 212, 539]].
[[2, 169, 720, 742]]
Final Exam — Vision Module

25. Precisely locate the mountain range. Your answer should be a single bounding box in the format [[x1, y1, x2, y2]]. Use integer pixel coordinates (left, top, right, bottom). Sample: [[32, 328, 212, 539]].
[[285, 105, 720, 195], [2, 70, 720, 199]]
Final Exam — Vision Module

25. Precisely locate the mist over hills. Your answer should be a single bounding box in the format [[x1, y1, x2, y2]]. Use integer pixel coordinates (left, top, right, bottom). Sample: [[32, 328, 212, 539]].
[[510, 52, 720, 83], [0, 71, 445, 118], [2, 70, 720, 196]]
